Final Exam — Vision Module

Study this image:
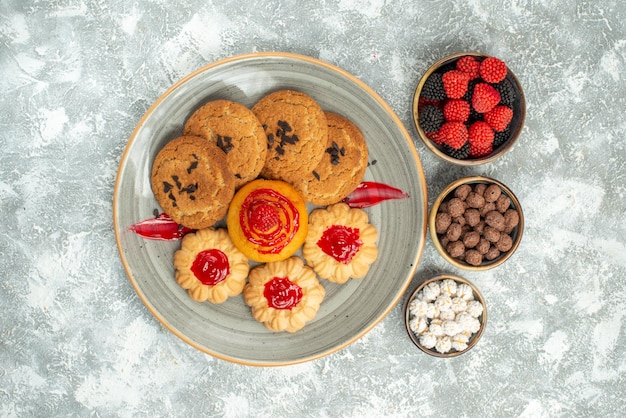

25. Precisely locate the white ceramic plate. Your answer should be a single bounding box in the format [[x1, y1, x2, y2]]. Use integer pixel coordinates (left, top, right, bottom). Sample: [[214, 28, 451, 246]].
[[113, 52, 427, 366]]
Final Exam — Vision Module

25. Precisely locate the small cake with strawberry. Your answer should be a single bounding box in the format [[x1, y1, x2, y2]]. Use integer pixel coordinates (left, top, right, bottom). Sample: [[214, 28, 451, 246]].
[[226, 179, 308, 263], [416, 54, 523, 161]]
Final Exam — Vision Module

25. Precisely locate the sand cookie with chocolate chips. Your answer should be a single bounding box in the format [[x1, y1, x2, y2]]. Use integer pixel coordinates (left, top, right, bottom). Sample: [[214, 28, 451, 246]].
[[183, 99, 268, 189], [252, 90, 328, 183], [151, 135, 235, 230], [292, 112, 369, 205]]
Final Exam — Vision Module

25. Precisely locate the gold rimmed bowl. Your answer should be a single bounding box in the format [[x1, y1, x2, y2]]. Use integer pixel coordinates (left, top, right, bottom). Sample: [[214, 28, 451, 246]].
[[429, 176, 524, 271], [412, 52, 526, 165], [404, 274, 487, 357]]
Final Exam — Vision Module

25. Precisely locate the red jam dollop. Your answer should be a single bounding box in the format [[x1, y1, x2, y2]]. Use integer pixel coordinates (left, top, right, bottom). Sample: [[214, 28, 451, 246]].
[[190, 249, 230, 286], [317, 225, 362, 264], [239, 188, 300, 254], [263, 277, 303, 310]]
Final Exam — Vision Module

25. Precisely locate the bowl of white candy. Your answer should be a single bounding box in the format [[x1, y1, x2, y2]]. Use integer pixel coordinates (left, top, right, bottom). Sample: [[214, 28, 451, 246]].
[[404, 274, 487, 357]]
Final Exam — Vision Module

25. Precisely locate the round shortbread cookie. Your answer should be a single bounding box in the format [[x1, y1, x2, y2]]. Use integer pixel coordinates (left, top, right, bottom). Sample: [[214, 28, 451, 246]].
[[302, 203, 378, 284], [151, 135, 235, 229], [243, 257, 326, 333], [183, 99, 267, 189], [174, 228, 249, 304], [252, 90, 328, 183], [292, 112, 369, 205]]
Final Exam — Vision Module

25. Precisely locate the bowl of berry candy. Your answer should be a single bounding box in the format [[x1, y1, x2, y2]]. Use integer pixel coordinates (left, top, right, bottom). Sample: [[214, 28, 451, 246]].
[[412, 52, 525, 165]]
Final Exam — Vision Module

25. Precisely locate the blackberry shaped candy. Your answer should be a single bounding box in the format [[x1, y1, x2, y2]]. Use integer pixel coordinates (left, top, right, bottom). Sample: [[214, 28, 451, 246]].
[[494, 78, 516, 107], [493, 128, 510, 148], [419, 105, 444, 134], [441, 141, 470, 160], [420, 72, 446, 101]]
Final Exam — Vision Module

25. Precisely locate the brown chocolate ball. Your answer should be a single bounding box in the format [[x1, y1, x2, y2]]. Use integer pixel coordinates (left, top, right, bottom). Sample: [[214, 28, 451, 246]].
[[479, 202, 496, 217], [435, 212, 452, 234], [504, 208, 520, 229], [474, 220, 486, 235], [483, 184, 502, 203], [465, 249, 483, 266], [438, 201, 449, 213], [485, 246, 501, 261], [466, 192, 485, 209], [446, 240, 465, 258], [440, 236, 450, 248], [454, 184, 472, 201], [464, 208, 481, 227], [476, 238, 491, 254], [485, 210, 506, 231], [496, 194, 511, 213], [446, 222, 463, 242], [447, 198, 465, 218], [454, 215, 466, 227], [496, 233, 513, 252], [462, 231, 481, 248], [483, 225, 501, 243], [473, 183, 487, 196]]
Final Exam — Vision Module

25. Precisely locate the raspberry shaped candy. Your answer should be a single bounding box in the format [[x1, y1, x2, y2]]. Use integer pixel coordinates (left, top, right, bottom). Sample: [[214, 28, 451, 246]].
[[456, 55, 481, 80], [472, 83, 501, 113], [468, 121, 494, 157], [438, 121, 468, 149], [443, 99, 470, 122], [479, 57, 507, 83], [484, 105, 513, 132], [442, 70, 470, 99]]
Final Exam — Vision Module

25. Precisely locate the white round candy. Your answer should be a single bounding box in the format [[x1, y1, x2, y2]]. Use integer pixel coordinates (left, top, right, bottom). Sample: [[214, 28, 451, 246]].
[[456, 283, 475, 301], [434, 294, 452, 312], [429, 319, 444, 337], [450, 297, 468, 313], [425, 303, 439, 319], [435, 336, 452, 353], [409, 316, 429, 334], [422, 282, 441, 301], [467, 300, 484, 318], [440, 309, 456, 321], [443, 320, 461, 336], [440, 279, 457, 296], [409, 298, 429, 318], [419, 332, 437, 349]]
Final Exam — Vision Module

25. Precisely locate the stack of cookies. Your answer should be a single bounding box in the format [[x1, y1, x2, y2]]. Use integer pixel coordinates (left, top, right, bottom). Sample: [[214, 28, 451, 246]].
[[150, 89, 369, 230]]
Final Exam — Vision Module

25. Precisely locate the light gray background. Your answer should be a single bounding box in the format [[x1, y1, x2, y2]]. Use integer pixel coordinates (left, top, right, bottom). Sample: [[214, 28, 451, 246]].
[[1, 0, 625, 417]]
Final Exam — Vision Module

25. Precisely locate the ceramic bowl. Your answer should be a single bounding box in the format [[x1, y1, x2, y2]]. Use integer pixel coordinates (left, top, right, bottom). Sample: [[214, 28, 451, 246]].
[[113, 52, 428, 366], [412, 52, 526, 165], [404, 274, 487, 357], [429, 176, 524, 271]]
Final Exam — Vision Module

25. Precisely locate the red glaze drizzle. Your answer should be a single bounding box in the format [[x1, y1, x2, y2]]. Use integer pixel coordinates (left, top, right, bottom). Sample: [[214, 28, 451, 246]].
[[317, 225, 363, 264], [129, 213, 194, 240], [343, 181, 409, 208], [190, 249, 230, 286], [263, 277, 303, 310], [239, 188, 300, 254]]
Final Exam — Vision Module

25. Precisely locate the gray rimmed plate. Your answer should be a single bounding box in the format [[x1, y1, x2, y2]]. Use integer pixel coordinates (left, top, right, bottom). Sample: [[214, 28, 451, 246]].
[[113, 52, 427, 366]]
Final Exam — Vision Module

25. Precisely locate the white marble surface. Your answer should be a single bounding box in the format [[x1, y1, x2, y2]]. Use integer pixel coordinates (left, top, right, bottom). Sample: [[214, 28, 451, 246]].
[[1, 0, 625, 417]]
